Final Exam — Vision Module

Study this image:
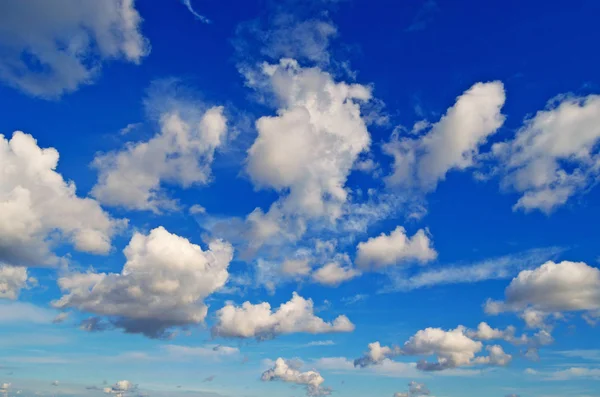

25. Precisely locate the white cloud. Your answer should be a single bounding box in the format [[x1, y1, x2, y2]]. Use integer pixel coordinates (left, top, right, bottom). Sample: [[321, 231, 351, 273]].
[[312, 262, 360, 286], [355, 326, 512, 372], [385, 247, 563, 292], [0, 0, 149, 97], [212, 292, 355, 339], [547, 367, 600, 381], [162, 344, 239, 359], [355, 226, 437, 270], [394, 381, 431, 397], [493, 94, 600, 213], [92, 106, 227, 212], [181, 0, 211, 23], [0, 132, 123, 267], [281, 258, 312, 277], [484, 260, 600, 316], [245, 58, 371, 224], [0, 266, 35, 300], [103, 380, 135, 397], [53, 226, 234, 338], [0, 301, 55, 324], [384, 81, 506, 191], [262, 358, 330, 396]]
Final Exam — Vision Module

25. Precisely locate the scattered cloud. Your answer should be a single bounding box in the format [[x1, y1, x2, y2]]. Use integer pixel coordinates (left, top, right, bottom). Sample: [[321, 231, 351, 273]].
[[262, 357, 331, 396]]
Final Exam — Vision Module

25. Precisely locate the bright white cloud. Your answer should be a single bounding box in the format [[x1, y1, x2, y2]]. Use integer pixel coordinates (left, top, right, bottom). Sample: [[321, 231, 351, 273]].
[[312, 262, 360, 286], [384, 81, 506, 191], [212, 292, 355, 339], [0, 266, 36, 300], [354, 342, 401, 367], [262, 358, 330, 396], [355, 227, 437, 270], [92, 106, 227, 212], [53, 227, 233, 338], [0, 132, 124, 267], [485, 260, 600, 316], [493, 94, 600, 213], [246, 58, 371, 223], [0, 0, 149, 97]]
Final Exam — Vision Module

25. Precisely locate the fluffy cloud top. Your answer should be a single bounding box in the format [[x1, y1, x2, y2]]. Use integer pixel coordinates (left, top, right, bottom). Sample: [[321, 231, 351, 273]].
[[0, 0, 149, 97], [0, 266, 35, 300], [354, 342, 401, 367], [92, 107, 227, 212], [262, 358, 330, 396], [493, 95, 600, 213], [385, 81, 506, 191], [355, 227, 437, 270], [246, 58, 371, 221], [0, 132, 123, 267], [485, 260, 600, 315], [53, 227, 233, 338], [311, 262, 360, 286], [212, 292, 355, 339]]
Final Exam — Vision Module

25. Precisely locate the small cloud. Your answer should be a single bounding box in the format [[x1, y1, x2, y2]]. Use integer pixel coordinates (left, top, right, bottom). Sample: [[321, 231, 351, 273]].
[[119, 123, 142, 136], [181, 0, 211, 23]]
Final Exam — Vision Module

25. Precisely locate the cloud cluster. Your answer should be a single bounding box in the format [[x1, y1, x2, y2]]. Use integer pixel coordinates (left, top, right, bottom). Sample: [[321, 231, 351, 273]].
[[53, 227, 233, 338], [384, 81, 506, 192], [355, 226, 437, 270], [92, 106, 227, 212], [262, 358, 330, 396], [212, 292, 354, 339], [0, 132, 124, 267], [104, 380, 135, 397], [394, 381, 431, 397], [0, 0, 149, 97], [493, 94, 600, 213], [355, 326, 512, 372]]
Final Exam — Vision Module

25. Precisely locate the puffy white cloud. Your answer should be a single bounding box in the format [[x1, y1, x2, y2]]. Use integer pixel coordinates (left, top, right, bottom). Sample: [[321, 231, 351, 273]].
[[53, 227, 233, 338], [104, 380, 135, 397], [262, 358, 330, 396], [355, 227, 437, 270], [212, 292, 354, 339], [354, 342, 401, 367], [311, 262, 360, 286], [356, 326, 512, 372], [92, 106, 227, 212], [246, 59, 371, 223], [484, 260, 600, 316], [493, 95, 600, 213], [0, 266, 36, 300], [394, 381, 431, 397], [0, 0, 149, 97], [384, 81, 506, 191], [0, 132, 123, 267]]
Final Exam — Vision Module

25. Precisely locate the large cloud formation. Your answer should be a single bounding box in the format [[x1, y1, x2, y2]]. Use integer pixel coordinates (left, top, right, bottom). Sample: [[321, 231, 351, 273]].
[[0, 0, 149, 97], [53, 227, 233, 338], [493, 94, 600, 213], [0, 132, 124, 267], [384, 81, 506, 191], [212, 292, 354, 340], [92, 106, 227, 212]]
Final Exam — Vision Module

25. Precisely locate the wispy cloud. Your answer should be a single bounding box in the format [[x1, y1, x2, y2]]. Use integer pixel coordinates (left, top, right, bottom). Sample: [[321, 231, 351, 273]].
[[382, 247, 565, 293], [181, 0, 211, 24], [406, 0, 440, 32]]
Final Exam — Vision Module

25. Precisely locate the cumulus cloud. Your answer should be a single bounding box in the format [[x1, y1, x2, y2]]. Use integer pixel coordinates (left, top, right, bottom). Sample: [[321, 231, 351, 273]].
[[262, 358, 331, 396], [103, 380, 136, 397], [92, 106, 228, 212], [394, 381, 431, 397], [0, 0, 149, 97], [53, 227, 233, 338], [355, 226, 437, 270], [0, 266, 36, 300], [355, 326, 512, 372], [245, 59, 371, 226], [493, 94, 600, 213], [0, 132, 124, 267], [484, 260, 600, 319], [384, 81, 506, 191], [311, 262, 360, 286], [212, 292, 354, 339]]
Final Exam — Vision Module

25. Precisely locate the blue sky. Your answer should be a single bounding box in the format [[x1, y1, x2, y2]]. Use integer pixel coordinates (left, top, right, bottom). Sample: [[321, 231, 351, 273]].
[[0, 1, 600, 397]]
